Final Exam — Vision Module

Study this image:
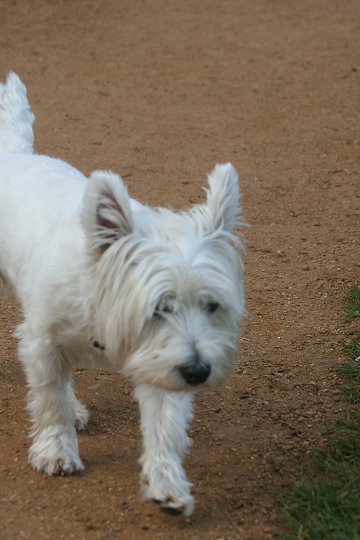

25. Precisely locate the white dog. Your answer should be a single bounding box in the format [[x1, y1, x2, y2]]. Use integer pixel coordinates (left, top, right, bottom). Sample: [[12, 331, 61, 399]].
[[0, 73, 244, 515]]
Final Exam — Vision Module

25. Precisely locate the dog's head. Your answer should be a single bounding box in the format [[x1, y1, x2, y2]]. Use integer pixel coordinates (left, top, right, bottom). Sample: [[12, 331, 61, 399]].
[[82, 163, 244, 391]]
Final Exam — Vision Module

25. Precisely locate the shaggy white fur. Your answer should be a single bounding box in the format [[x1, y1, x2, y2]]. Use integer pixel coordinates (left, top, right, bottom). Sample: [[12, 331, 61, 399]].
[[0, 72, 245, 515]]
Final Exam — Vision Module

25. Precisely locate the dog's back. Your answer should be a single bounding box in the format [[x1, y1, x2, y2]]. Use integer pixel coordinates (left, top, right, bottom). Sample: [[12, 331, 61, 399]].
[[0, 73, 86, 302], [0, 72, 35, 155]]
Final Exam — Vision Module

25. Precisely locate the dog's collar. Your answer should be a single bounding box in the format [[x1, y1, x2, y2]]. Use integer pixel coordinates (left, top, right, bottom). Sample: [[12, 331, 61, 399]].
[[92, 339, 106, 351]]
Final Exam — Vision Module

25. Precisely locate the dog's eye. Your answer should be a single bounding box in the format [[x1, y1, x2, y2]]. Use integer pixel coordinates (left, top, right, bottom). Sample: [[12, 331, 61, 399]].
[[206, 302, 219, 314], [154, 305, 172, 317]]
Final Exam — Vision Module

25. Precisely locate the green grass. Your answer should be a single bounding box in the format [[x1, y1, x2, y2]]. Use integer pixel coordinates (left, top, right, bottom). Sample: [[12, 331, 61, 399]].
[[280, 285, 360, 539], [342, 332, 360, 362], [339, 332, 360, 404], [281, 415, 360, 540], [345, 285, 360, 319]]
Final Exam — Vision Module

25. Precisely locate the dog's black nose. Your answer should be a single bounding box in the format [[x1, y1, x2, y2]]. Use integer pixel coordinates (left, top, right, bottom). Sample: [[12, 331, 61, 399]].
[[179, 361, 211, 386]]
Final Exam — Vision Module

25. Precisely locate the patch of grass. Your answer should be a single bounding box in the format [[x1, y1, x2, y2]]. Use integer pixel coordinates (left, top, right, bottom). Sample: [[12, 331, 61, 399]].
[[341, 387, 360, 404], [329, 414, 360, 465], [339, 334, 360, 404], [281, 476, 360, 540], [280, 285, 360, 539], [281, 415, 360, 540], [345, 285, 360, 319], [343, 332, 360, 361]]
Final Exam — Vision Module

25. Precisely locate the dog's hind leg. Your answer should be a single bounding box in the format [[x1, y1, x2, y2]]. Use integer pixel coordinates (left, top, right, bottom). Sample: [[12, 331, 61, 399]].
[[134, 384, 195, 516], [17, 322, 85, 475]]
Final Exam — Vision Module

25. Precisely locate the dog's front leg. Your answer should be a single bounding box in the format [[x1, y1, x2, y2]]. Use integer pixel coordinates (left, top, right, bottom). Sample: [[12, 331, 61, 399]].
[[134, 383, 195, 516], [18, 328, 84, 475]]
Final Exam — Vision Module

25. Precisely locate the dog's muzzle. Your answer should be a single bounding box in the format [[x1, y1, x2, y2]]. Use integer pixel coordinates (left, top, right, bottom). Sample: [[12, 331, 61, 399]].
[[179, 358, 211, 386]]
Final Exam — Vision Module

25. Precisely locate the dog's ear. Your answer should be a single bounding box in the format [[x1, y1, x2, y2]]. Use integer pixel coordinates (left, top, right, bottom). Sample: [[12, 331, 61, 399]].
[[83, 170, 133, 253], [204, 163, 242, 233]]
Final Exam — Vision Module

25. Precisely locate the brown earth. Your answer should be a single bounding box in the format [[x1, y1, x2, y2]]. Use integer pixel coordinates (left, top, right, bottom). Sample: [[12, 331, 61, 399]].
[[0, 1, 359, 539]]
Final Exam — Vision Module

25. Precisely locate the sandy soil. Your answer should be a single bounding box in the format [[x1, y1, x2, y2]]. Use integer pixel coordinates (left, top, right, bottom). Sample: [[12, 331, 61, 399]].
[[0, 1, 359, 538]]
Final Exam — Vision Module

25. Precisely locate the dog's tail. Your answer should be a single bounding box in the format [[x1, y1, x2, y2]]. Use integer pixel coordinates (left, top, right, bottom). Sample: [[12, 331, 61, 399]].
[[0, 72, 35, 154]]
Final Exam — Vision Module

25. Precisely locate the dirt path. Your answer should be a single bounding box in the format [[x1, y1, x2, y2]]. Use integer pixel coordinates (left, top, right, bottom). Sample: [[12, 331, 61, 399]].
[[0, 1, 359, 538]]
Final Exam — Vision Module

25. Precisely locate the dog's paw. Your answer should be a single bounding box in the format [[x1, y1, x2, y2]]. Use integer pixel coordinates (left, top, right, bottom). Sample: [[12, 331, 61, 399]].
[[140, 474, 195, 516], [32, 453, 85, 476], [30, 426, 84, 476], [156, 494, 195, 516]]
